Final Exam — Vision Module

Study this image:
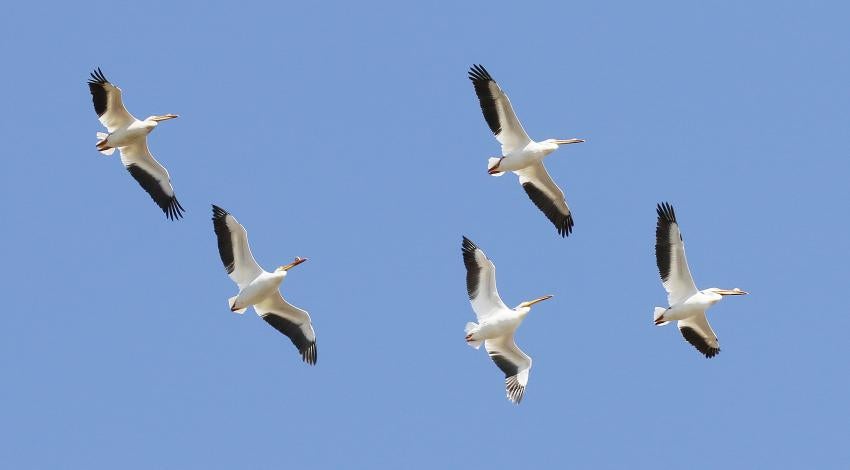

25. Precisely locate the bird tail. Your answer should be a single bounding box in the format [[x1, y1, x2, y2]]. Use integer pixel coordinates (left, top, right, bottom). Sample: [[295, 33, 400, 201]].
[[487, 158, 505, 177], [653, 307, 669, 326], [96, 132, 115, 155], [229, 295, 248, 314], [465, 322, 483, 349]]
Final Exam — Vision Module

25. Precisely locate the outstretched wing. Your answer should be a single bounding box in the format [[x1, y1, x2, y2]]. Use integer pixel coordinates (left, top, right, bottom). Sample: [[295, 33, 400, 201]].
[[678, 312, 720, 358], [88, 68, 136, 132], [468, 64, 532, 155], [255, 292, 317, 365], [515, 162, 574, 237], [485, 334, 532, 404], [461, 237, 509, 320], [211, 205, 263, 288], [655, 202, 698, 305], [119, 139, 184, 220]]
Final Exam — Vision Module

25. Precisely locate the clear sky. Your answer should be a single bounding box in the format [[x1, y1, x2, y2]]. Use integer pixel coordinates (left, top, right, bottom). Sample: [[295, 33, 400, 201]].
[[2, 1, 849, 468]]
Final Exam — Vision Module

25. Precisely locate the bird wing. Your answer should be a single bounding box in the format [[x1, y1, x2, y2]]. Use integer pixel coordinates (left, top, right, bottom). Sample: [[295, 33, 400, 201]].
[[515, 162, 574, 237], [211, 205, 264, 289], [88, 68, 136, 132], [461, 237, 509, 320], [255, 292, 317, 365], [655, 202, 698, 305], [485, 334, 532, 404], [118, 139, 185, 220], [677, 312, 720, 358], [468, 64, 532, 155]]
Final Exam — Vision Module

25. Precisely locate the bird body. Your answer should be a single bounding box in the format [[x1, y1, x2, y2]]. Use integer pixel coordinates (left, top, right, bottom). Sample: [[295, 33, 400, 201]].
[[101, 118, 160, 149], [656, 290, 724, 323], [87, 68, 184, 220], [461, 236, 551, 403], [212, 205, 317, 365], [466, 309, 525, 346], [230, 270, 287, 312], [491, 140, 559, 173], [653, 202, 747, 357]]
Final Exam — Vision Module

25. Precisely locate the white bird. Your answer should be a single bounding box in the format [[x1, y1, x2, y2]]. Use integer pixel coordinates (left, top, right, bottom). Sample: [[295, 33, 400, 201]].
[[653, 202, 748, 358], [461, 237, 552, 403], [468, 64, 584, 237], [87, 68, 184, 220], [212, 205, 317, 365]]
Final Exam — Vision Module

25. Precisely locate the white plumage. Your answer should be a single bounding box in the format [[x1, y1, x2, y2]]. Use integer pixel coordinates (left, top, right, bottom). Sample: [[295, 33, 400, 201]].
[[461, 237, 552, 403], [468, 64, 584, 237], [212, 205, 317, 365], [653, 202, 748, 358], [87, 68, 184, 220]]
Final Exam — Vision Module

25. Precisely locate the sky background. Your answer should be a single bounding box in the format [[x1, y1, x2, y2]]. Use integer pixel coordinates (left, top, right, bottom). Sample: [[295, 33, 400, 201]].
[[1, 0, 849, 468]]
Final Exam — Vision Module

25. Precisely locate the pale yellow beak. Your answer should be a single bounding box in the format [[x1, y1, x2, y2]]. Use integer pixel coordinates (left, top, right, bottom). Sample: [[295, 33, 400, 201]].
[[151, 114, 179, 122], [718, 288, 748, 296], [279, 257, 308, 271], [554, 138, 585, 145], [521, 295, 553, 308]]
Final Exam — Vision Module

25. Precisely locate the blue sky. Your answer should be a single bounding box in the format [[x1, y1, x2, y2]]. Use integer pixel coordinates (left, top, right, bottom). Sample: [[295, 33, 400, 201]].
[[2, 0, 849, 468]]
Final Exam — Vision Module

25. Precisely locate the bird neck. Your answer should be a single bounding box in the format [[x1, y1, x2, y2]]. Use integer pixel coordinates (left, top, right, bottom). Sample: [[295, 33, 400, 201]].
[[515, 306, 531, 318]]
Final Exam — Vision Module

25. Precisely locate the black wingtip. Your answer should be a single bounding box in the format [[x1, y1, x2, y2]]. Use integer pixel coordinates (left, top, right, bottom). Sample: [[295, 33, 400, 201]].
[[558, 213, 575, 237], [656, 201, 677, 224], [301, 342, 318, 366], [87, 67, 109, 85], [164, 197, 185, 221], [211, 204, 229, 219], [468, 64, 494, 82], [462, 236, 478, 253], [680, 326, 721, 359]]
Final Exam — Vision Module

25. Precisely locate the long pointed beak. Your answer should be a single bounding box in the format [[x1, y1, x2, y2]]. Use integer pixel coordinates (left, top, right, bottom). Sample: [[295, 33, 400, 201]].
[[554, 138, 585, 145], [152, 114, 179, 122], [526, 295, 553, 306], [280, 257, 308, 271], [719, 288, 748, 296]]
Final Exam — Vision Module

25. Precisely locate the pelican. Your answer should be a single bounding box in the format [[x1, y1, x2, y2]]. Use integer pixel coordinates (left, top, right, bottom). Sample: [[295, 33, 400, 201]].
[[87, 68, 184, 220], [461, 236, 552, 403], [653, 202, 748, 358], [468, 64, 584, 237], [211, 205, 317, 364]]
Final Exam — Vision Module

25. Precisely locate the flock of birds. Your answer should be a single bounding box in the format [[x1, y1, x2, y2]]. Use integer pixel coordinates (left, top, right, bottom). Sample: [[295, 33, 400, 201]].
[[88, 65, 747, 404]]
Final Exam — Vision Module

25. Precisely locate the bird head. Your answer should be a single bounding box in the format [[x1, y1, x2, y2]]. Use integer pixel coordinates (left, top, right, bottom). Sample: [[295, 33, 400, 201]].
[[515, 295, 553, 315], [703, 287, 748, 302], [543, 138, 585, 150], [146, 114, 179, 123], [275, 257, 308, 273]]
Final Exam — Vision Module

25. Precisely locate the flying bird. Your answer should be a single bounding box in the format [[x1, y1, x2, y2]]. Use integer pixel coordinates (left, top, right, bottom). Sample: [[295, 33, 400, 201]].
[[461, 236, 552, 403], [212, 205, 317, 365], [87, 68, 184, 220], [468, 64, 584, 237], [653, 202, 748, 358]]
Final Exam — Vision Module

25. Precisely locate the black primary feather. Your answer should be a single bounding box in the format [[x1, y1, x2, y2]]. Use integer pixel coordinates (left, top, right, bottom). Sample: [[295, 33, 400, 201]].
[[468, 64, 502, 136], [126, 165, 185, 220], [679, 326, 720, 358], [87, 67, 110, 117], [260, 313, 317, 365], [211, 205, 236, 274], [522, 182, 574, 237], [461, 236, 482, 300], [655, 201, 679, 283]]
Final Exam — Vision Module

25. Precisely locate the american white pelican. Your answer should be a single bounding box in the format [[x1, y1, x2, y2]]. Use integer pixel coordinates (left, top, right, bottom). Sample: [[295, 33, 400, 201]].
[[468, 64, 584, 237], [462, 236, 552, 403], [87, 68, 184, 220], [211, 205, 317, 364], [653, 202, 748, 358]]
